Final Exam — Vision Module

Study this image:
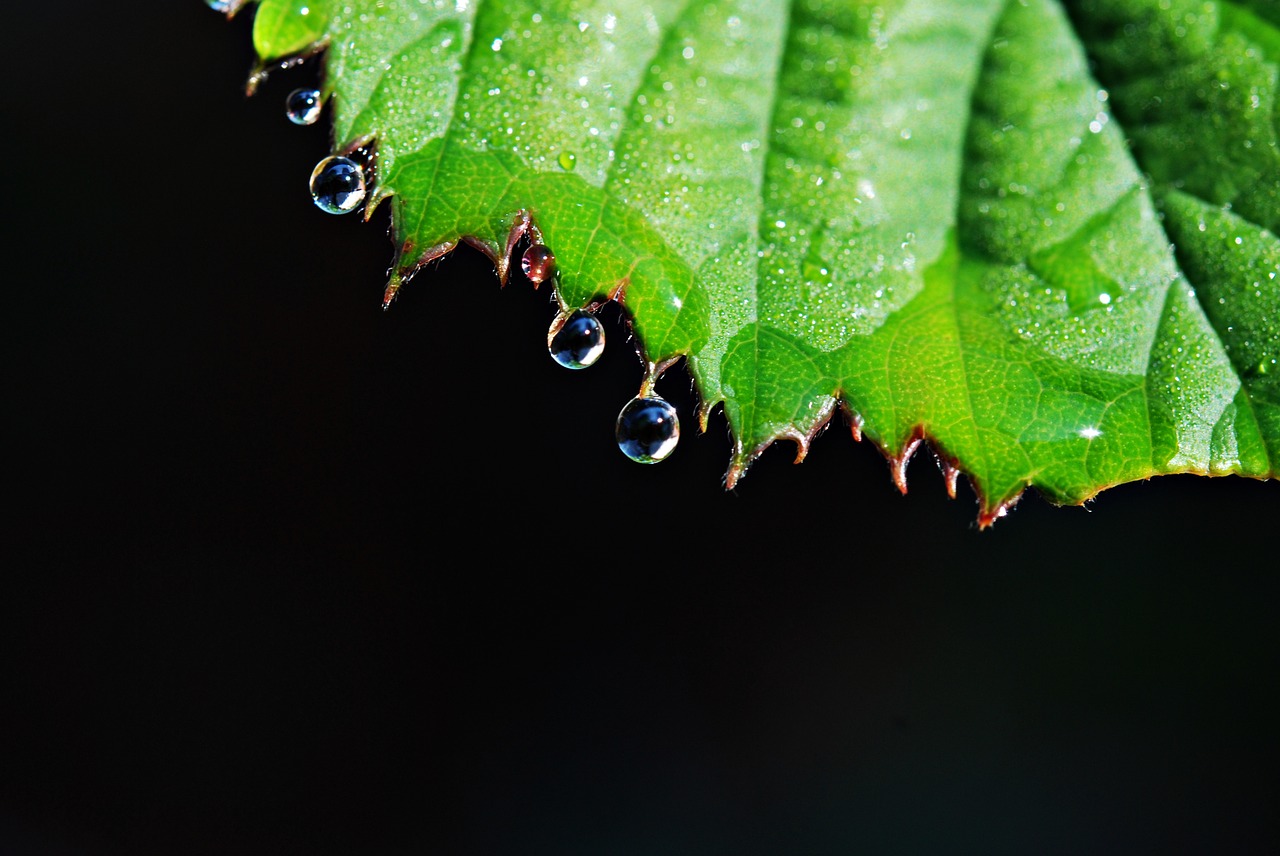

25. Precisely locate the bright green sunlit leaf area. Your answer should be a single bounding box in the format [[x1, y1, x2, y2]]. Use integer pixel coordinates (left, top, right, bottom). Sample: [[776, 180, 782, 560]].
[[225, 0, 1280, 526]]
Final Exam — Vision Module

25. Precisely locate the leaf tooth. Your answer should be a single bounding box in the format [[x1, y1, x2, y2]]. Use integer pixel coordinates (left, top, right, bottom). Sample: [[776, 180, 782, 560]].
[[695, 400, 719, 435], [727, 463, 747, 491], [721, 430, 796, 492], [244, 52, 314, 97], [387, 214, 530, 300], [385, 238, 460, 307], [363, 186, 394, 223], [861, 424, 1025, 528], [723, 462, 744, 492], [977, 494, 1022, 531], [722, 432, 755, 491], [778, 428, 812, 464], [499, 212, 537, 288], [459, 236, 502, 271], [890, 431, 925, 496], [936, 455, 961, 501], [801, 399, 838, 458], [839, 402, 864, 444], [606, 277, 630, 304], [789, 405, 837, 465], [381, 273, 402, 311]]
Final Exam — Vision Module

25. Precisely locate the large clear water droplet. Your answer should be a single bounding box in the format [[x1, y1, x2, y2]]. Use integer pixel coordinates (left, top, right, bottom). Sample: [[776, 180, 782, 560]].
[[286, 88, 322, 126], [616, 396, 679, 463], [309, 155, 366, 215], [548, 309, 605, 369], [521, 244, 556, 284]]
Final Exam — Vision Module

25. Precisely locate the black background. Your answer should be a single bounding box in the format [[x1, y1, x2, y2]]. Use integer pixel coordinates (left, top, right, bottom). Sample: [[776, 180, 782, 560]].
[[3, 3, 1278, 854]]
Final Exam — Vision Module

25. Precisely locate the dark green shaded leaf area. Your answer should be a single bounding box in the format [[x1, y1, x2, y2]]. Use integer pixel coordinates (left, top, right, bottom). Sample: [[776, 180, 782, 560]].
[[231, 0, 1279, 526]]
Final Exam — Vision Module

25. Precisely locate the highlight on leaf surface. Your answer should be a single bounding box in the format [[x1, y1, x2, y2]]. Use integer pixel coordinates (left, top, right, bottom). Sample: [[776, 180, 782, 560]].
[[214, 0, 1280, 528]]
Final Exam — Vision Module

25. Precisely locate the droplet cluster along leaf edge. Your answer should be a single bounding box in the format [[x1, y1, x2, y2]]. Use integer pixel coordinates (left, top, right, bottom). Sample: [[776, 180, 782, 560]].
[[217, 0, 1280, 528]]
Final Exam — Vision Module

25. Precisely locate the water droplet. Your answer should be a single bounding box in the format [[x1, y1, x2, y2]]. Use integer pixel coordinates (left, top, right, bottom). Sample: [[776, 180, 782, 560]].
[[548, 309, 605, 369], [616, 396, 679, 463], [521, 244, 556, 284], [285, 88, 322, 125], [558, 151, 577, 171], [309, 155, 366, 214], [204, 0, 232, 11]]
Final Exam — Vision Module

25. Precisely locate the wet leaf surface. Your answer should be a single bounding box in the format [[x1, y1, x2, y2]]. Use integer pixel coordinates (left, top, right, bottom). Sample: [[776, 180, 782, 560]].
[[231, 0, 1278, 524]]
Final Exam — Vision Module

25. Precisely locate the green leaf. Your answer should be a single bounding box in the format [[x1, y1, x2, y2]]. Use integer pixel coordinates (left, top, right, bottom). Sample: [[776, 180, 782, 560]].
[[227, 0, 1279, 526]]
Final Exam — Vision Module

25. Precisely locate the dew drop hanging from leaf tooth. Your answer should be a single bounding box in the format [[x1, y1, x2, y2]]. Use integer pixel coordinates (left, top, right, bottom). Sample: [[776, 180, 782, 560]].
[[548, 309, 605, 370], [616, 396, 680, 464], [309, 155, 366, 215], [520, 244, 557, 285], [285, 88, 322, 126]]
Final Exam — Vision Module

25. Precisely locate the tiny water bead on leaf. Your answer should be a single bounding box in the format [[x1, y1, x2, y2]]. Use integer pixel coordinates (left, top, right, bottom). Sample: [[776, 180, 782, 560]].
[[309, 155, 366, 215], [616, 396, 680, 464], [548, 309, 605, 370], [520, 243, 556, 285], [285, 88, 322, 126]]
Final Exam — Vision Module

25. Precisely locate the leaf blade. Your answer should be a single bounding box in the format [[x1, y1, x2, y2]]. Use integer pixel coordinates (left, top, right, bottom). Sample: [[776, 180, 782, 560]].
[[235, 0, 1280, 525]]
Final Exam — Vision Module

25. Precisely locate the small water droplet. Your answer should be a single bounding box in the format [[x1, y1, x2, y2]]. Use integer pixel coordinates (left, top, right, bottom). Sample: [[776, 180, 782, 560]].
[[548, 309, 605, 369], [521, 244, 556, 284], [285, 88, 322, 125], [309, 155, 366, 214], [616, 396, 679, 463], [558, 151, 577, 171], [204, 0, 232, 12]]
